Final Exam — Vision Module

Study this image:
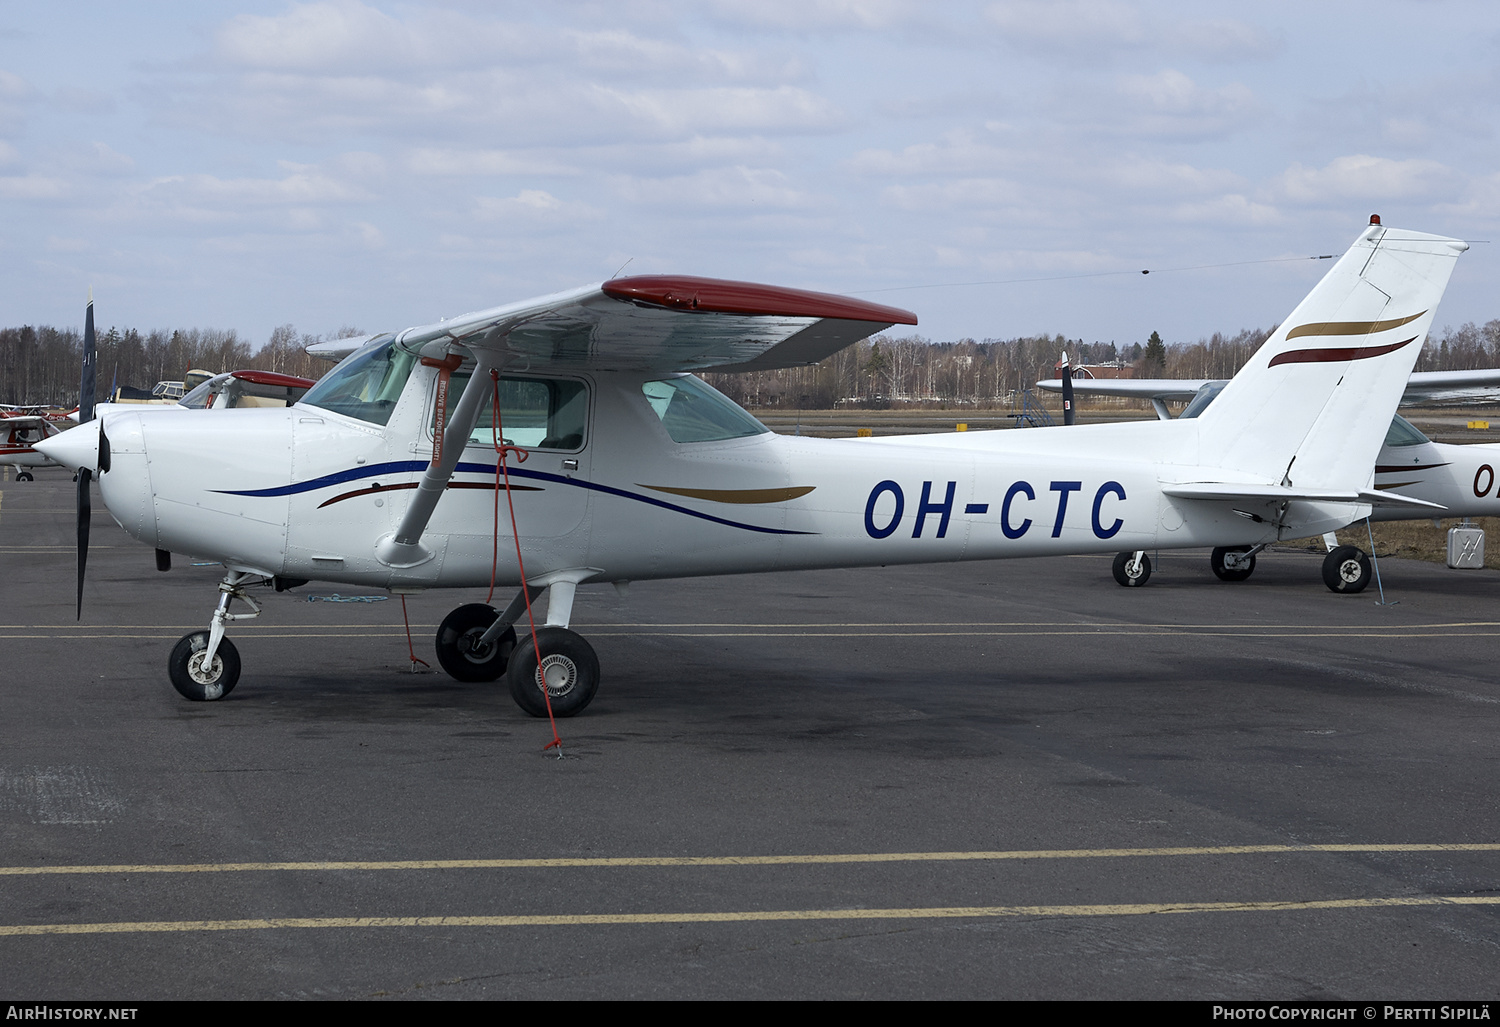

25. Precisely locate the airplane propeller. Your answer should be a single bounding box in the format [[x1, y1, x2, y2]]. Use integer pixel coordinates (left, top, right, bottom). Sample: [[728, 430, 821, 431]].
[[1059, 350, 1076, 426], [75, 296, 97, 619]]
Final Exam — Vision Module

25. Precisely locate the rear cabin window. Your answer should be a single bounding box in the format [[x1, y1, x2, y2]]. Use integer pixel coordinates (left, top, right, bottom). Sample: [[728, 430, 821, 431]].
[[1384, 414, 1430, 448], [641, 376, 768, 443], [438, 374, 588, 451]]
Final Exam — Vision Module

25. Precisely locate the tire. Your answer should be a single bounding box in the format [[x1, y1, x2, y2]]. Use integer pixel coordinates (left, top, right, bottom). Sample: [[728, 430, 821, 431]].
[[506, 627, 599, 718], [168, 631, 240, 701], [1111, 551, 1152, 587], [435, 603, 515, 682], [16, 471, 32, 481], [1322, 545, 1371, 594], [1210, 546, 1256, 582]]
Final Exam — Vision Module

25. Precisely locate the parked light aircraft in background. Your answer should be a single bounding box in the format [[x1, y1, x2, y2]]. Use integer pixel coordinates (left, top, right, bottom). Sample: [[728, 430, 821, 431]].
[[39, 220, 1467, 716], [1, 407, 74, 480], [1037, 370, 1500, 591]]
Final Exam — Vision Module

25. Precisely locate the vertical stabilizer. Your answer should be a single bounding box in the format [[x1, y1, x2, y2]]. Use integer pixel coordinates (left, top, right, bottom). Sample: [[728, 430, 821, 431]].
[[1195, 222, 1466, 489]]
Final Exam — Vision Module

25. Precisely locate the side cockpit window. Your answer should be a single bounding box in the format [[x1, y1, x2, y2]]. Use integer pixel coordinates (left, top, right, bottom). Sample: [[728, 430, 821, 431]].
[[438, 374, 588, 451]]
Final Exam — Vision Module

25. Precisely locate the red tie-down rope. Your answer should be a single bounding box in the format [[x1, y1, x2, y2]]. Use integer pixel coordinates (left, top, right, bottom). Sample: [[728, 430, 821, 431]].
[[400, 595, 429, 672], [488, 369, 563, 753]]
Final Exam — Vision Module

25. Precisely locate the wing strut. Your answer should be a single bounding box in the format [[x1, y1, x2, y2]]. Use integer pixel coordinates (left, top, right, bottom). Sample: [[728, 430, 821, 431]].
[[374, 348, 500, 568]]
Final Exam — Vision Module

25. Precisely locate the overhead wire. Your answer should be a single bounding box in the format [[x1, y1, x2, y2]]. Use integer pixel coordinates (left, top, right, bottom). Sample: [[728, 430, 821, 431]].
[[850, 254, 1339, 296]]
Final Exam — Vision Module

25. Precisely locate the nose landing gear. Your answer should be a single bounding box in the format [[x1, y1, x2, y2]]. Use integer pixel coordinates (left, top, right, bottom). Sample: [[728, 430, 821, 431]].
[[168, 571, 262, 700]]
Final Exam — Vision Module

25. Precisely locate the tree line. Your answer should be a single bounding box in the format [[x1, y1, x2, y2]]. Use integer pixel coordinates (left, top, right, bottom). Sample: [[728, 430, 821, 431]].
[[0, 323, 361, 406], [2, 317, 1499, 409]]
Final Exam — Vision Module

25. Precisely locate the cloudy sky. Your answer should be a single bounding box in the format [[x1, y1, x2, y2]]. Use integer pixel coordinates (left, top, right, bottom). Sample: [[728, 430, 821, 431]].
[[3, 1, 1498, 351]]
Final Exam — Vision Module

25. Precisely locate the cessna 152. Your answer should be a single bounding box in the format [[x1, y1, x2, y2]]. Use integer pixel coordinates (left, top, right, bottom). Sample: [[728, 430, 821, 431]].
[[1037, 367, 1500, 591], [38, 219, 1467, 716]]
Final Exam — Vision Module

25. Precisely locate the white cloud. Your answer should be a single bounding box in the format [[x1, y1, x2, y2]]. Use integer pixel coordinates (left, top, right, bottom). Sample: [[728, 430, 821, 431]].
[[985, 0, 1146, 52], [880, 177, 1026, 212], [155, 170, 373, 206], [601, 85, 843, 137], [848, 135, 1012, 176], [1110, 69, 1261, 138], [1165, 20, 1283, 63], [1092, 155, 1243, 195], [473, 189, 602, 225], [406, 148, 577, 177], [88, 142, 136, 175], [215, 1, 803, 84], [1274, 155, 1460, 204], [616, 166, 810, 209], [709, 0, 921, 31], [0, 174, 65, 200], [0, 70, 32, 99], [1170, 193, 1283, 226], [216, 1, 423, 71]]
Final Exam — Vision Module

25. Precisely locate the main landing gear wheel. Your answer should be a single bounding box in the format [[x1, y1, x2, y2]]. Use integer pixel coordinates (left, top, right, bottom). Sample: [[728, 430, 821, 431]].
[[1112, 551, 1151, 587], [435, 603, 516, 682], [1322, 545, 1372, 594], [506, 626, 599, 718], [1210, 546, 1257, 582], [168, 631, 241, 701], [15, 471, 31, 481]]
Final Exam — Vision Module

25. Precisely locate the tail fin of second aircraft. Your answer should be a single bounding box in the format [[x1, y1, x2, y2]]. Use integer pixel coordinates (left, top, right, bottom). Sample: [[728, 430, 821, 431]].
[[1193, 220, 1467, 492]]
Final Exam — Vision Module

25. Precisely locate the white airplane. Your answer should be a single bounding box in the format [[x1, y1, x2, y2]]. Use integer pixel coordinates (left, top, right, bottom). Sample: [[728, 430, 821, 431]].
[[0, 407, 71, 480], [1036, 366, 1500, 591], [176, 369, 317, 410], [38, 219, 1467, 716]]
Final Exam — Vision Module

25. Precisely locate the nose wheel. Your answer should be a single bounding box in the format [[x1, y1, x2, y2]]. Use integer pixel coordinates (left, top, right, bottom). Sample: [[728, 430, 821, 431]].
[[1112, 550, 1151, 586], [169, 632, 241, 700], [167, 571, 261, 701]]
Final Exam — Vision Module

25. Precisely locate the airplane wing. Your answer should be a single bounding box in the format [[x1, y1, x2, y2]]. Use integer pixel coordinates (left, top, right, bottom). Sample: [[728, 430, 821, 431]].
[[306, 335, 379, 363], [1034, 378, 1210, 401], [1400, 368, 1500, 405], [393, 276, 918, 372], [1037, 368, 1500, 407]]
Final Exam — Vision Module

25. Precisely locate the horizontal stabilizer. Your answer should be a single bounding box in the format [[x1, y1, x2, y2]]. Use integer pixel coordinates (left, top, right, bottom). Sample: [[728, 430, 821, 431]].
[[1035, 367, 1500, 408], [1163, 482, 1446, 511]]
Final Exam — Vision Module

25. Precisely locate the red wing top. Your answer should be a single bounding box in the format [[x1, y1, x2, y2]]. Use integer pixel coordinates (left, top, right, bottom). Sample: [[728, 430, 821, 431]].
[[230, 369, 318, 389], [392, 276, 918, 373]]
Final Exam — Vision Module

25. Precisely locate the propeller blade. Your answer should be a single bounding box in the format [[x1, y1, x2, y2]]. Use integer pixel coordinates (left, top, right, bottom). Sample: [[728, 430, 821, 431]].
[[80, 297, 96, 425], [75, 295, 97, 620], [76, 468, 91, 620], [1060, 350, 1076, 426]]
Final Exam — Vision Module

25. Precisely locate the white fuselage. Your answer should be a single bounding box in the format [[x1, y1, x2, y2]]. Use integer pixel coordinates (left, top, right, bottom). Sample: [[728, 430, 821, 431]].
[[93, 365, 1360, 589], [1372, 435, 1500, 521]]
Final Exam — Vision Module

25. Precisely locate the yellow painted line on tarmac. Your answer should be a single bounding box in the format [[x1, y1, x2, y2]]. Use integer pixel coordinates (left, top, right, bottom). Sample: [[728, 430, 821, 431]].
[[3, 843, 1496, 877], [9, 620, 1500, 631], [4, 894, 1498, 937]]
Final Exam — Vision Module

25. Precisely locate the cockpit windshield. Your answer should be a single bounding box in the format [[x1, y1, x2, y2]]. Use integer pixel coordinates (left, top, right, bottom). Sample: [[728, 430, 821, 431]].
[[297, 334, 414, 425]]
